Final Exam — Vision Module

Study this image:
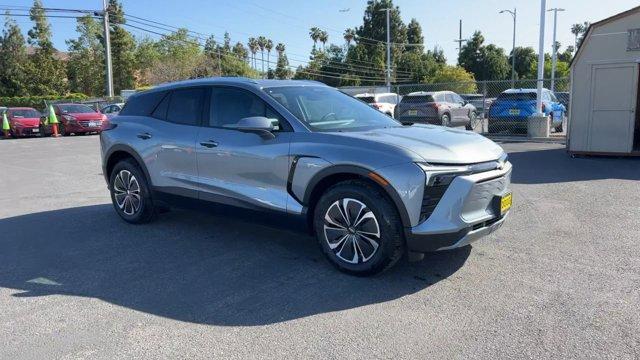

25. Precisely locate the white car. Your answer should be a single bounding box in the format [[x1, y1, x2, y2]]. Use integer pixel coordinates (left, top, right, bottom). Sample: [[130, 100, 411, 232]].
[[101, 103, 125, 119], [354, 93, 399, 117]]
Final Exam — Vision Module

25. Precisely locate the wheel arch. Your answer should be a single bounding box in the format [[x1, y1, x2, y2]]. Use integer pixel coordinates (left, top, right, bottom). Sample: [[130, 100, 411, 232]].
[[104, 145, 152, 188], [302, 165, 412, 231]]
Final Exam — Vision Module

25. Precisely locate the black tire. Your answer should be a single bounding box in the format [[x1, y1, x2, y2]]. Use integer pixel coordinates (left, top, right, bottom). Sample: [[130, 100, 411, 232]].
[[313, 180, 404, 276], [109, 158, 157, 224], [441, 113, 451, 127], [555, 117, 564, 133], [466, 111, 477, 131]]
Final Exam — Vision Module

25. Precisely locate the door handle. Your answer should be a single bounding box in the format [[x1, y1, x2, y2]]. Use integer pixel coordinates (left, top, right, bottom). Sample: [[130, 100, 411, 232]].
[[137, 132, 152, 140], [200, 140, 218, 148]]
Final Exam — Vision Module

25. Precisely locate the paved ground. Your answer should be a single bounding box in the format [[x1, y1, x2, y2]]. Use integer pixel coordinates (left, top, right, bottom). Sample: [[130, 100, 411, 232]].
[[0, 136, 639, 359]]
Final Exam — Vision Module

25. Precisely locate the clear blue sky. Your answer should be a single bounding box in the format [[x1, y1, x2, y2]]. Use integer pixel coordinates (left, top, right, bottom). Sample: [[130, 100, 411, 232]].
[[4, 0, 639, 66]]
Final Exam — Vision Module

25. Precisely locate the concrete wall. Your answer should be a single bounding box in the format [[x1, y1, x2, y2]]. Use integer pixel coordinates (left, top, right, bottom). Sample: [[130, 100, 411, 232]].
[[569, 10, 640, 153]]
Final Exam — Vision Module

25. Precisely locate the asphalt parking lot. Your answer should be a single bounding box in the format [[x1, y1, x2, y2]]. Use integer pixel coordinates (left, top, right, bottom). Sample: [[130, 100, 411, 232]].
[[1, 136, 639, 359]]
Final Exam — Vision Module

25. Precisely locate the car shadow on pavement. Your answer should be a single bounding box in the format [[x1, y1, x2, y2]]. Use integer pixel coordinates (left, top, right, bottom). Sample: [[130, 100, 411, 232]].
[[0, 204, 470, 326], [507, 148, 640, 184]]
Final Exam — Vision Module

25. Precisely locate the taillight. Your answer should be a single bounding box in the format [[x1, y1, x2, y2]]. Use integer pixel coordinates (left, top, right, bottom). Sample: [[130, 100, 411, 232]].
[[430, 103, 440, 110]]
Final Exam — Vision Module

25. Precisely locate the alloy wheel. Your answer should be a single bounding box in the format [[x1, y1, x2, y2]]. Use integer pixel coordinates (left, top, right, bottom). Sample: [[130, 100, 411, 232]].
[[113, 170, 142, 216], [323, 198, 381, 264]]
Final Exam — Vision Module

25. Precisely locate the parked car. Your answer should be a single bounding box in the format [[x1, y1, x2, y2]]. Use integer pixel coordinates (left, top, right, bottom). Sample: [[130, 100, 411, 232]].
[[41, 103, 108, 136], [488, 88, 566, 133], [5, 107, 41, 137], [394, 90, 477, 130], [0, 106, 7, 115], [101, 78, 512, 276], [354, 92, 399, 117], [101, 102, 125, 119], [461, 94, 494, 118], [555, 91, 570, 114]]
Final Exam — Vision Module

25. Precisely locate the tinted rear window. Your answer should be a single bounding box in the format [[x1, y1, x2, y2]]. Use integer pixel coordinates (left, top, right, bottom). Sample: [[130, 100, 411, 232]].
[[497, 92, 536, 101], [401, 95, 434, 103], [120, 91, 166, 116], [58, 104, 95, 113], [166, 88, 205, 126], [357, 96, 376, 104]]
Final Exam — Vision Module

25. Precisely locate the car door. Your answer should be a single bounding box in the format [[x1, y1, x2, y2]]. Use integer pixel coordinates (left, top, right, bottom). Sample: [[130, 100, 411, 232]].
[[445, 92, 462, 125], [143, 88, 204, 199], [451, 93, 469, 126], [196, 86, 292, 213]]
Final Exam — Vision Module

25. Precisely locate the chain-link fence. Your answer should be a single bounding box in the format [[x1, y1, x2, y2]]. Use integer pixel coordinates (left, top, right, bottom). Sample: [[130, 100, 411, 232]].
[[340, 78, 570, 137]]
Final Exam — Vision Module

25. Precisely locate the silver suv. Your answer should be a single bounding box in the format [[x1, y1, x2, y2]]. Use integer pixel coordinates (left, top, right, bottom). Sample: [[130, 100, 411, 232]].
[[100, 78, 512, 276]]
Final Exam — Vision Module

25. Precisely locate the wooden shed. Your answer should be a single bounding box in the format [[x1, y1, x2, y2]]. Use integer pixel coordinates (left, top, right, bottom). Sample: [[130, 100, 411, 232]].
[[568, 6, 640, 156]]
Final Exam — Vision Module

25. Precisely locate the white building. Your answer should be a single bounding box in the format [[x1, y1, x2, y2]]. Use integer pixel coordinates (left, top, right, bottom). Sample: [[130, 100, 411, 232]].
[[568, 6, 640, 156]]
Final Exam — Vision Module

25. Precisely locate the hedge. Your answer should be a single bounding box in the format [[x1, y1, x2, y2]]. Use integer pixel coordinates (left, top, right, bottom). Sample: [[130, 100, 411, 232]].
[[0, 94, 89, 109]]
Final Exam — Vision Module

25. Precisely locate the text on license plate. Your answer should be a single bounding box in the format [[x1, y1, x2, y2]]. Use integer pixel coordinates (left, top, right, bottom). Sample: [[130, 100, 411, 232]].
[[88, 121, 98, 127], [408, 110, 418, 116], [508, 109, 520, 115], [500, 193, 512, 214], [31, 128, 39, 133]]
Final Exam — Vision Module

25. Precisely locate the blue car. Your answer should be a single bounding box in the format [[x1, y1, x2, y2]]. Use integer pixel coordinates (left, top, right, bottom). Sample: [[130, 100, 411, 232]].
[[488, 88, 566, 133]]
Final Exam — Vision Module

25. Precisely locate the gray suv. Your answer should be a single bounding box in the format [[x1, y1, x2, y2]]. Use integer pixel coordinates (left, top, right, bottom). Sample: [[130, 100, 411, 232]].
[[395, 91, 477, 130], [100, 78, 512, 275]]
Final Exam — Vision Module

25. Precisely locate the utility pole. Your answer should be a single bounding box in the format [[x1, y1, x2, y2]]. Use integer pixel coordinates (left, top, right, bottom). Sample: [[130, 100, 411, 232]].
[[379, 8, 391, 91], [454, 19, 467, 61], [548, 8, 565, 92], [500, 8, 517, 88], [535, 0, 547, 114], [101, 0, 114, 97]]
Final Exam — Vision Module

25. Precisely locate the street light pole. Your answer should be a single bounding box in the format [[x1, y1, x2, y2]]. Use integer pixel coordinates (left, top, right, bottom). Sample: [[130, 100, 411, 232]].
[[101, 0, 114, 98], [535, 0, 547, 114], [500, 8, 517, 88], [382, 8, 391, 91], [548, 8, 565, 92]]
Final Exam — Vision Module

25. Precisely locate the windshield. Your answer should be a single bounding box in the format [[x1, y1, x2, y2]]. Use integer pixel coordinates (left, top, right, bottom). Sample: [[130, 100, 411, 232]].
[[356, 96, 376, 104], [58, 104, 96, 114], [9, 109, 40, 118], [264, 86, 401, 132]]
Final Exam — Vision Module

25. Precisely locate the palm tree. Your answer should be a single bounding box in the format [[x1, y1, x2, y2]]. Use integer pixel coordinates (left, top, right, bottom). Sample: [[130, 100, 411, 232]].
[[247, 37, 258, 69], [257, 36, 267, 77], [343, 28, 355, 47], [309, 27, 321, 50], [275, 42, 285, 58], [318, 30, 329, 51], [265, 39, 274, 71], [570, 23, 583, 48]]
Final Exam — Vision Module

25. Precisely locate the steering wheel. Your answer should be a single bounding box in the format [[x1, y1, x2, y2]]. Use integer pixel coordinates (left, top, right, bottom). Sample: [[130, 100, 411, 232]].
[[320, 112, 337, 121]]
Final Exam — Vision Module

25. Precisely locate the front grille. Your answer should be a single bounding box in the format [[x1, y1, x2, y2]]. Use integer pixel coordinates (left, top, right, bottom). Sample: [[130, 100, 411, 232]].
[[419, 184, 449, 223]]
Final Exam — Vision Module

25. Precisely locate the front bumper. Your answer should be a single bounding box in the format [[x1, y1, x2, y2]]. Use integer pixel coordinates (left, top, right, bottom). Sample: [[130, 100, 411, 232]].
[[405, 162, 512, 252], [12, 126, 40, 136]]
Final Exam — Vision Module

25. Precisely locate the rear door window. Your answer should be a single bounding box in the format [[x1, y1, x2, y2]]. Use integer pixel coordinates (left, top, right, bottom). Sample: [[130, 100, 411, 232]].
[[165, 88, 206, 126]]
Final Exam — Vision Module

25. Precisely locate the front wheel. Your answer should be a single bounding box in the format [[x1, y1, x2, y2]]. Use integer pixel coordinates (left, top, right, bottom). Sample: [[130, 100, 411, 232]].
[[441, 113, 451, 127], [313, 180, 404, 276], [466, 111, 478, 131], [109, 159, 157, 224]]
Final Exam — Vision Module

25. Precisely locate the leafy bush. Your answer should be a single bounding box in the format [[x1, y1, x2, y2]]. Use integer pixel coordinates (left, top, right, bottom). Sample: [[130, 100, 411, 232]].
[[0, 93, 89, 109]]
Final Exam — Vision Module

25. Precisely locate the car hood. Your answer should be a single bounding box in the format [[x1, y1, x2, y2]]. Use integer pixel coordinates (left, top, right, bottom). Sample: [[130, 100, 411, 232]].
[[334, 125, 504, 164], [10, 117, 40, 126]]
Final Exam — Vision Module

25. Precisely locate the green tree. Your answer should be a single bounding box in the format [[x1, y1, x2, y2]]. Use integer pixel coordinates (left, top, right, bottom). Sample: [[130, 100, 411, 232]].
[[429, 66, 477, 93], [343, 28, 355, 47], [318, 30, 328, 51], [66, 15, 104, 96], [558, 45, 574, 63], [509, 46, 537, 79], [571, 22, 589, 48], [309, 27, 321, 51], [107, 0, 136, 92], [147, 28, 203, 83], [406, 18, 423, 53], [459, 31, 509, 81], [274, 43, 292, 79], [232, 42, 248, 61], [257, 36, 267, 75], [134, 36, 161, 86], [25, 0, 67, 95], [265, 38, 273, 71], [0, 12, 28, 96]]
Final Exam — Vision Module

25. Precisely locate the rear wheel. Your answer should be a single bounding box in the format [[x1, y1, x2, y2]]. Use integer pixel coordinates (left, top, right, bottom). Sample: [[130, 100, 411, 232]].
[[466, 111, 478, 131], [57, 122, 67, 136], [313, 180, 404, 276], [441, 113, 451, 127], [109, 159, 157, 224]]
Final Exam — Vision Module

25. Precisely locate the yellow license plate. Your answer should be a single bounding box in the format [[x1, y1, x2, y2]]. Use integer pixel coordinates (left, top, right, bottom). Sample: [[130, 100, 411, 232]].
[[509, 109, 520, 115], [408, 110, 418, 116], [500, 193, 513, 214]]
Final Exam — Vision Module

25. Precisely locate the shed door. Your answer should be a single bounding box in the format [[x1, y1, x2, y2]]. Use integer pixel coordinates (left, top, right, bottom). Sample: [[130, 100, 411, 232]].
[[588, 63, 638, 153]]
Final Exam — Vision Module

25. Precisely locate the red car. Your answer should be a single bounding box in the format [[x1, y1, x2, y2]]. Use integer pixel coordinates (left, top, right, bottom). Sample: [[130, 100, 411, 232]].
[[6, 107, 42, 137], [41, 103, 108, 136]]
